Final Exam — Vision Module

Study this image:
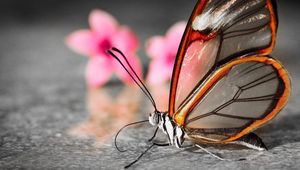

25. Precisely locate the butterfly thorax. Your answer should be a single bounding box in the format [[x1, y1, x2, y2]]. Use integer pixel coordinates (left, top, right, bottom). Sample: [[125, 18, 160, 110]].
[[149, 111, 185, 148]]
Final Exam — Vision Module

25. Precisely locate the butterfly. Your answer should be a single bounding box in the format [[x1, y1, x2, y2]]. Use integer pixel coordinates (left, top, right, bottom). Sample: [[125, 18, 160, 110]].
[[107, 0, 290, 168]]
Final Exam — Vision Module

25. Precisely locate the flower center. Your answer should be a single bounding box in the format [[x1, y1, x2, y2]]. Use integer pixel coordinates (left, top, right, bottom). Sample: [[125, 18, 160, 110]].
[[98, 38, 112, 54], [166, 52, 175, 65]]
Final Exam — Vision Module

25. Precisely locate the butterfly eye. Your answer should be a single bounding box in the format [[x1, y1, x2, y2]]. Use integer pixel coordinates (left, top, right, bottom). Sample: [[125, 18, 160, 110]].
[[149, 112, 159, 126]]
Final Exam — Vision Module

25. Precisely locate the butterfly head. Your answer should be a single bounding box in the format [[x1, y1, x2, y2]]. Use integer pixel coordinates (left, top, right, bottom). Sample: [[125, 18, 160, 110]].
[[149, 111, 160, 126]]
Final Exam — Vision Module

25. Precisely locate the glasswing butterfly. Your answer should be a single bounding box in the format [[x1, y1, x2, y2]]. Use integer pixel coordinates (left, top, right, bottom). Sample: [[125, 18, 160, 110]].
[[107, 0, 290, 168]]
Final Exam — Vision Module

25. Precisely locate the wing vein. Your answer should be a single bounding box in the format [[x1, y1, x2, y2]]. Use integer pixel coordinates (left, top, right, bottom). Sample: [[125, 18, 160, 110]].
[[223, 3, 266, 32]]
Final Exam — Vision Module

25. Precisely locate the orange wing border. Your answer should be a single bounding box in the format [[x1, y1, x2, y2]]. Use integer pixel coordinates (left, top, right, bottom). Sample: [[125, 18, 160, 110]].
[[259, 0, 278, 55]]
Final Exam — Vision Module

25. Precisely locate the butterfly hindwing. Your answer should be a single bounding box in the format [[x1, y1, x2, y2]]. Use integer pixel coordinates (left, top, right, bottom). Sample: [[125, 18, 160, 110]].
[[174, 56, 290, 142]]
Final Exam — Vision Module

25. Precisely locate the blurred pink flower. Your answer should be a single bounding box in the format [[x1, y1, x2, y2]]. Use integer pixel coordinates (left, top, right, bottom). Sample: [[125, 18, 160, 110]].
[[66, 9, 142, 87], [146, 21, 187, 85]]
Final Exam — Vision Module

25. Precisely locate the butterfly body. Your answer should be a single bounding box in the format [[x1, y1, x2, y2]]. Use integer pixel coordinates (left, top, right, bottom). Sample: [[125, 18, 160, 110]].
[[149, 111, 185, 148]]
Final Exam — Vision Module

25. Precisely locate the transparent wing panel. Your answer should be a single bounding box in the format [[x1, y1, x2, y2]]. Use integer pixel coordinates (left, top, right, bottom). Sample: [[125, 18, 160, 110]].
[[219, 5, 272, 61], [185, 60, 285, 133], [175, 37, 220, 110]]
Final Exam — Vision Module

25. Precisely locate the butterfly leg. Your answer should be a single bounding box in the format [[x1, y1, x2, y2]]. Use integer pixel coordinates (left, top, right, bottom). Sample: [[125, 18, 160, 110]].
[[153, 142, 170, 146], [232, 133, 268, 151], [148, 127, 159, 142], [174, 126, 185, 148]]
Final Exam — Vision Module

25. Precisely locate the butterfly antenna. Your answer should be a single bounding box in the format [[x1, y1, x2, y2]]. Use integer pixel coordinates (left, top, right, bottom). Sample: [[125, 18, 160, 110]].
[[111, 47, 157, 110], [107, 48, 158, 111], [114, 120, 149, 152]]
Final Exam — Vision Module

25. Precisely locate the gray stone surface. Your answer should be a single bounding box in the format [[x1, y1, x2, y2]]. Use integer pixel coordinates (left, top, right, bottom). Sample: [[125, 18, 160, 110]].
[[0, 0, 300, 169]]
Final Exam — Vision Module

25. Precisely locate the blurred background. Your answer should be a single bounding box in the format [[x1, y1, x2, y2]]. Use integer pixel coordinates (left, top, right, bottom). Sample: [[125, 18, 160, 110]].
[[0, 0, 299, 169]]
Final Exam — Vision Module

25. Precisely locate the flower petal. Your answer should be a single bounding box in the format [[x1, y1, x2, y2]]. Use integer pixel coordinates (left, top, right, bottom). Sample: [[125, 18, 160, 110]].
[[113, 54, 143, 85], [166, 21, 187, 54], [145, 36, 167, 59], [111, 26, 139, 53], [66, 30, 98, 56], [89, 9, 118, 38], [147, 60, 173, 85], [86, 56, 113, 87], [145, 21, 187, 85]]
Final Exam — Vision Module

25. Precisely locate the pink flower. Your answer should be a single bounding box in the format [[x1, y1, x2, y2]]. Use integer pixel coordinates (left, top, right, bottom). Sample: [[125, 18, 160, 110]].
[[146, 21, 187, 85], [66, 9, 142, 87]]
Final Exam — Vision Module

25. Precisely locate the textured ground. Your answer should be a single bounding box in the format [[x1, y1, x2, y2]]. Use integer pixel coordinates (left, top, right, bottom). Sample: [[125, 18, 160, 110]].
[[0, 0, 300, 169]]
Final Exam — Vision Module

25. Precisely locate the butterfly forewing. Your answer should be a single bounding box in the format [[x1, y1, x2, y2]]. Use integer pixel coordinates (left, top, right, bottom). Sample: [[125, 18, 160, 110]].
[[169, 0, 278, 116]]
